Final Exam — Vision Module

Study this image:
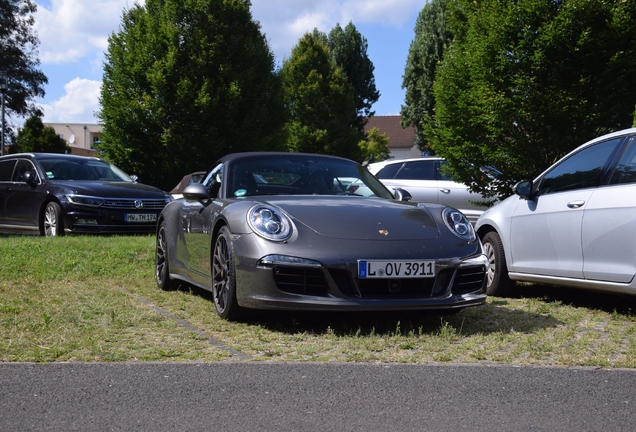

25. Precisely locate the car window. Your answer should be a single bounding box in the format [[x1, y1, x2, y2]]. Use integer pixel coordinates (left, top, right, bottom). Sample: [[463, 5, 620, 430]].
[[227, 155, 394, 199], [395, 160, 437, 181], [610, 136, 636, 185], [0, 160, 16, 182], [202, 163, 223, 198], [12, 159, 39, 183], [375, 163, 402, 179], [536, 138, 621, 195]]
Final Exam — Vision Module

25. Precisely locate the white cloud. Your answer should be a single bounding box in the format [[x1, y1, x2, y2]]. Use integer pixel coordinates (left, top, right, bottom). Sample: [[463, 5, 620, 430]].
[[250, 0, 422, 60], [35, 0, 145, 65], [41, 78, 102, 123]]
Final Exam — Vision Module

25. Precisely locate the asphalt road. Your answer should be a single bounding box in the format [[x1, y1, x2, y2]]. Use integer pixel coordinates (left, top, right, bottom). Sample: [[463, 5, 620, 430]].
[[1, 362, 634, 431]]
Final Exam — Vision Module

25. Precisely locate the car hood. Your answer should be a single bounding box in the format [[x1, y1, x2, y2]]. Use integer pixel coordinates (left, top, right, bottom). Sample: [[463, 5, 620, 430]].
[[257, 196, 440, 240], [48, 180, 168, 198]]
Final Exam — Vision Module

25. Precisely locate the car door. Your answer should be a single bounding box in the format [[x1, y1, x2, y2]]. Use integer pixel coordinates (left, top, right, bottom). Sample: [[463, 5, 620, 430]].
[[179, 163, 223, 285], [3, 158, 42, 228], [509, 137, 621, 279], [437, 160, 489, 222], [581, 135, 636, 283], [380, 160, 440, 204], [0, 159, 17, 223]]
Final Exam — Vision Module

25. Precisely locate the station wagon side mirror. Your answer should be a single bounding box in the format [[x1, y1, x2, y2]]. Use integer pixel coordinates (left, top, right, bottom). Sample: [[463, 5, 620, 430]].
[[129, 174, 139, 183], [514, 180, 534, 199], [392, 187, 412, 202], [183, 183, 211, 203], [22, 170, 36, 186]]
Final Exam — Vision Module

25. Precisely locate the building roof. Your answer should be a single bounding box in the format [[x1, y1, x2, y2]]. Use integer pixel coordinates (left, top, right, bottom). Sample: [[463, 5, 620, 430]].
[[364, 115, 416, 149]]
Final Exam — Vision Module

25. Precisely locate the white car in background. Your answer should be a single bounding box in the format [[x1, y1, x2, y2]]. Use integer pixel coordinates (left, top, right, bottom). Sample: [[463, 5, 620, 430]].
[[367, 157, 496, 224], [476, 128, 636, 297]]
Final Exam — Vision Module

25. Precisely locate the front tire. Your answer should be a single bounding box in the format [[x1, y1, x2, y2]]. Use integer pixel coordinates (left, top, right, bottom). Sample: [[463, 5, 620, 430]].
[[482, 231, 515, 296], [156, 221, 176, 290], [212, 226, 242, 320], [42, 202, 64, 237]]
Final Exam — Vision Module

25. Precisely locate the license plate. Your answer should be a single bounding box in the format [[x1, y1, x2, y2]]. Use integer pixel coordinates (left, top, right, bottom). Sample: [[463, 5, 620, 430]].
[[125, 213, 157, 223], [358, 260, 435, 279]]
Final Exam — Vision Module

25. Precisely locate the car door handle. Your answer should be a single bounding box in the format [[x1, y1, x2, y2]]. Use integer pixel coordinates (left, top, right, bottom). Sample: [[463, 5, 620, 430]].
[[440, 189, 450, 194], [567, 200, 586, 208]]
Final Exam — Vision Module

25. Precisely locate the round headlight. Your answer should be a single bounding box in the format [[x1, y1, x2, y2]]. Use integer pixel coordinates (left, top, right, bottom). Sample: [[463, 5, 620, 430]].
[[247, 205, 292, 241], [443, 208, 476, 242]]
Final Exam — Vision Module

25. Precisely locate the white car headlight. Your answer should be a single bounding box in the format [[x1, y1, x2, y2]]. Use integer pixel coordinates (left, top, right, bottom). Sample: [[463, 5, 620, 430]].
[[66, 194, 105, 207], [247, 205, 292, 241], [443, 208, 476, 242]]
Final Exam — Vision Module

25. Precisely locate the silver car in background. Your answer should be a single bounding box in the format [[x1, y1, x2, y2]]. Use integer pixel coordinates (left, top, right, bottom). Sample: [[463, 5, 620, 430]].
[[367, 157, 495, 224]]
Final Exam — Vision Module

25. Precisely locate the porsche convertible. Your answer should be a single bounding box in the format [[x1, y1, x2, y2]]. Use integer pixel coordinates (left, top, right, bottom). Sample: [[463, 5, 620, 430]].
[[155, 152, 488, 320]]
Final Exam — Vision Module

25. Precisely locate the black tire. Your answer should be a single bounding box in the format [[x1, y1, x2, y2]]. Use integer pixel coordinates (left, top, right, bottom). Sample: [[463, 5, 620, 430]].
[[42, 202, 64, 237], [482, 231, 515, 296], [212, 226, 242, 320], [156, 221, 176, 290]]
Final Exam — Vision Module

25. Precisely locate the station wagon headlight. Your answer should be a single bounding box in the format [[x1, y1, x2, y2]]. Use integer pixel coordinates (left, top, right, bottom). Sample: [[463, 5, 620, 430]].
[[247, 205, 292, 241], [66, 194, 105, 207], [443, 208, 476, 242]]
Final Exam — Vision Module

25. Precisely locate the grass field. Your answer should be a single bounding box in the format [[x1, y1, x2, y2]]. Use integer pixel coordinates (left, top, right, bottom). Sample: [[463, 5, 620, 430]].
[[2, 234, 636, 366]]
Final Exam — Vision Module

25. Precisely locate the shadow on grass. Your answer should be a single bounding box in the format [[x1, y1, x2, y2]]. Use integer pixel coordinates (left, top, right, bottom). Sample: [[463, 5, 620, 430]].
[[508, 283, 636, 316], [176, 284, 562, 337]]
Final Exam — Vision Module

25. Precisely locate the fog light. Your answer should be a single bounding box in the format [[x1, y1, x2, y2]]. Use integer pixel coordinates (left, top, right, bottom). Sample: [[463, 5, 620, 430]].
[[76, 219, 98, 225]]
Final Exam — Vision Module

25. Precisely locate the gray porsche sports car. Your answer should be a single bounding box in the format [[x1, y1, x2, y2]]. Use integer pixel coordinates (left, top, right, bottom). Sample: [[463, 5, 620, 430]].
[[155, 152, 488, 320]]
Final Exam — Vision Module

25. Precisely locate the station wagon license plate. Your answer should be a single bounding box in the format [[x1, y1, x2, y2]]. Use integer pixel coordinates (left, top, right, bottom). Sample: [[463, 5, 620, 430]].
[[358, 260, 435, 279], [125, 213, 157, 223]]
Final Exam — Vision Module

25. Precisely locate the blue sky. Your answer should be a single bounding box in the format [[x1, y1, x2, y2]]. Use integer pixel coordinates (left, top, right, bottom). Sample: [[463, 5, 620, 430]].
[[31, 0, 425, 125]]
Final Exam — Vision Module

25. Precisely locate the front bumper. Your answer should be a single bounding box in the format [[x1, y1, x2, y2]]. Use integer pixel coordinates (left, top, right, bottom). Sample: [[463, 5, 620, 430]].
[[233, 235, 488, 311]]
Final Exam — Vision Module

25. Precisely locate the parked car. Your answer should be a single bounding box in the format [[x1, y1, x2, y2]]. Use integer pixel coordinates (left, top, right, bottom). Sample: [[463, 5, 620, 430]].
[[170, 171, 206, 199], [155, 152, 488, 320], [0, 153, 172, 237], [367, 157, 499, 224], [476, 128, 636, 296]]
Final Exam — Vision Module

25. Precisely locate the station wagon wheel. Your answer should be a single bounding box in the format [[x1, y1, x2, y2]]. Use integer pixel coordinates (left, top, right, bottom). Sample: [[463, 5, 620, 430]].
[[212, 226, 242, 320], [156, 221, 176, 290], [43, 202, 64, 237], [481, 231, 515, 296]]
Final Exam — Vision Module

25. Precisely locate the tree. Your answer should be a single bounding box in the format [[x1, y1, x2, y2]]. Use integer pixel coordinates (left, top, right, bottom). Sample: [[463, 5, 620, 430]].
[[358, 127, 390, 164], [0, 0, 48, 147], [400, 0, 451, 151], [426, 0, 636, 199], [14, 114, 69, 154], [97, 0, 286, 191], [281, 32, 361, 161], [327, 22, 380, 133]]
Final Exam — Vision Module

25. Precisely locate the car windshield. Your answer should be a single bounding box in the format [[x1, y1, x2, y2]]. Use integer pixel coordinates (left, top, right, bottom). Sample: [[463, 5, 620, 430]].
[[38, 158, 133, 182], [228, 155, 394, 199]]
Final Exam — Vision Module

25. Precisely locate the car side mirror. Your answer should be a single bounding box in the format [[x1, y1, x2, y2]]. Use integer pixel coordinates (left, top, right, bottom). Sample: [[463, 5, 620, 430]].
[[129, 174, 139, 183], [392, 187, 412, 202], [183, 183, 211, 202], [22, 170, 36, 185], [514, 180, 534, 199]]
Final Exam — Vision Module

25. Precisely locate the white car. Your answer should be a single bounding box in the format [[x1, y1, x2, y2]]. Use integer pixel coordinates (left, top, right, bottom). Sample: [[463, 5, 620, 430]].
[[368, 157, 496, 224], [476, 128, 636, 296]]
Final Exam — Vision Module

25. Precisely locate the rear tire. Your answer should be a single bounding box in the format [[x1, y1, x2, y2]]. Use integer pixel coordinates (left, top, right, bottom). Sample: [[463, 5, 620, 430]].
[[482, 231, 515, 296], [212, 226, 242, 320], [42, 202, 64, 237], [156, 221, 176, 290]]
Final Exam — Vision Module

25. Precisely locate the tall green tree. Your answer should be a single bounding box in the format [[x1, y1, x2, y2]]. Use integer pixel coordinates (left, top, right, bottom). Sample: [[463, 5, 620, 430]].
[[426, 0, 636, 199], [358, 127, 390, 164], [97, 0, 286, 191], [281, 32, 361, 160], [0, 0, 47, 147], [400, 0, 451, 150], [327, 22, 380, 133], [14, 114, 69, 154]]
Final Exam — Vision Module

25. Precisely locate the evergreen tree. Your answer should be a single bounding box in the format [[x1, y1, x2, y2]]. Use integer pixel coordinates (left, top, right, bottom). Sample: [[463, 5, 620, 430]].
[[281, 32, 361, 161], [97, 0, 286, 191], [400, 0, 451, 150], [15, 115, 70, 154], [0, 0, 47, 147]]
